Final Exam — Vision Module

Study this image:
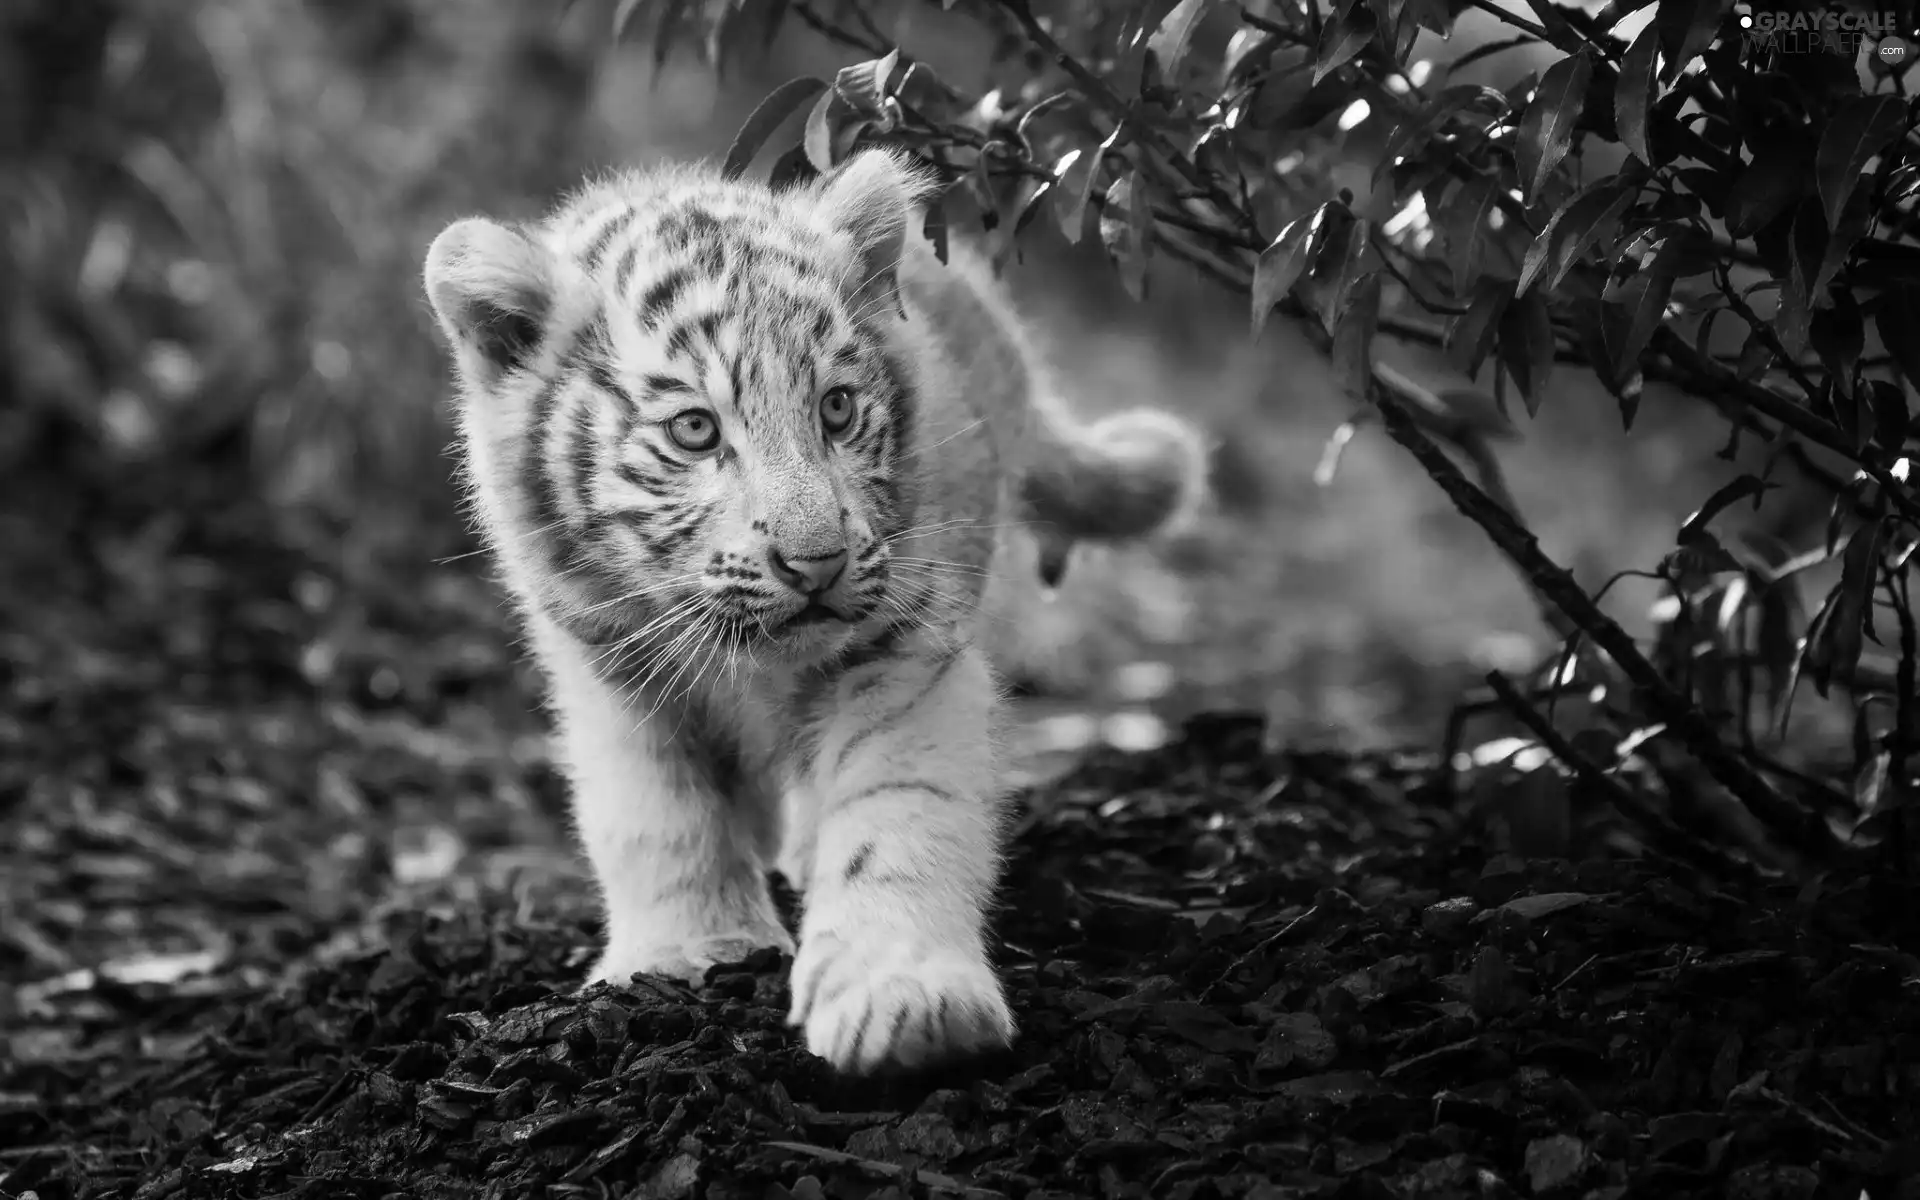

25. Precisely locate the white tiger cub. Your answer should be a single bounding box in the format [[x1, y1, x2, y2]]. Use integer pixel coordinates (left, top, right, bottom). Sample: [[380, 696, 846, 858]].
[[421, 149, 1207, 1074]]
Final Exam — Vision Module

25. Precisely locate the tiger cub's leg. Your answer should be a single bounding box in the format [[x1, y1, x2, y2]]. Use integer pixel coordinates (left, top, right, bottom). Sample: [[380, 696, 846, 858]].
[[785, 637, 1014, 1073], [541, 631, 793, 987]]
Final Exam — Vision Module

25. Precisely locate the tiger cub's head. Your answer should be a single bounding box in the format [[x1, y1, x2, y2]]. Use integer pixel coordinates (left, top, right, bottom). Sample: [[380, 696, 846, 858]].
[[422, 151, 939, 666]]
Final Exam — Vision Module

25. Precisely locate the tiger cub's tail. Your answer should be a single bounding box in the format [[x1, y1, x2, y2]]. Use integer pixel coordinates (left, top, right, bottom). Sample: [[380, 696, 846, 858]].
[[1016, 402, 1211, 585]]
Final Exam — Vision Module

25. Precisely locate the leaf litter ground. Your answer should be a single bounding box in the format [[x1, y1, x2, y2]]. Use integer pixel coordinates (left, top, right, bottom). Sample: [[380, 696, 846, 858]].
[[3, 463, 1918, 1200]]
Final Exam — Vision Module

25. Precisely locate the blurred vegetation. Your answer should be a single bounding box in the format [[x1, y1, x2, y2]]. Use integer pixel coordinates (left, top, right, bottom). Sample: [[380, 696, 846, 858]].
[[1, 0, 607, 552]]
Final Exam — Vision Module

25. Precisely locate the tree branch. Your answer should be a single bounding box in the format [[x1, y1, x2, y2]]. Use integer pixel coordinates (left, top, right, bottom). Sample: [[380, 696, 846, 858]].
[[1653, 328, 1920, 523], [1372, 384, 1842, 859], [1483, 671, 1756, 877]]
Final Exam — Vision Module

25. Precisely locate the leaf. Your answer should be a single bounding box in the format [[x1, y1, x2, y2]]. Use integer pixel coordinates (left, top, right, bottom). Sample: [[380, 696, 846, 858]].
[[1251, 211, 1320, 340], [1810, 519, 1887, 694], [1855, 751, 1893, 818], [893, 62, 956, 123], [1573, 296, 1637, 424], [1875, 285, 1920, 392], [1146, 0, 1215, 82], [1401, 0, 1454, 37], [646, 0, 697, 67], [1679, 476, 1773, 543], [1314, 0, 1378, 85], [1654, 0, 1725, 85], [1615, 22, 1660, 165], [1009, 177, 1058, 243], [1498, 292, 1555, 414], [1390, 0, 1424, 61], [1722, 139, 1811, 240], [1865, 379, 1910, 452], [1816, 95, 1907, 230], [1222, 27, 1278, 84], [1642, 225, 1717, 281], [831, 50, 900, 127], [1100, 173, 1152, 302], [1779, 196, 1827, 358], [1448, 280, 1509, 378], [1809, 292, 1865, 407], [1599, 271, 1674, 388], [1377, 85, 1508, 191], [1521, 0, 1589, 52], [1010, 152, 1073, 248], [611, 0, 648, 40], [1818, 185, 1872, 300], [766, 143, 817, 192], [1059, 127, 1125, 245], [1246, 55, 1321, 130], [1667, 530, 1744, 575], [1753, 577, 1801, 717], [803, 87, 840, 172], [1332, 272, 1382, 404], [1515, 48, 1594, 204], [1518, 180, 1636, 297], [1367, 0, 1401, 54], [722, 77, 829, 180], [1447, 177, 1501, 295], [1316, 212, 1370, 335]]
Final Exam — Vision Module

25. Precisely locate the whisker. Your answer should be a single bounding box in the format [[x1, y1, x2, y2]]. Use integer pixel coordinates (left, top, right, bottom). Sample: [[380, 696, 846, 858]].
[[891, 555, 991, 576], [434, 516, 574, 565], [900, 417, 989, 460], [570, 570, 705, 618]]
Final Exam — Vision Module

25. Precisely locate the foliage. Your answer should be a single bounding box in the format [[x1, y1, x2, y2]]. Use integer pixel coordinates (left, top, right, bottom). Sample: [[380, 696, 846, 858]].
[[0, 0, 604, 539], [632, 0, 1920, 868]]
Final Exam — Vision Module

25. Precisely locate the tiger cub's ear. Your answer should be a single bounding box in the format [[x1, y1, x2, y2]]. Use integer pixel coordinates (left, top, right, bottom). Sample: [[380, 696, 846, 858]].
[[815, 149, 939, 317], [423, 218, 554, 380]]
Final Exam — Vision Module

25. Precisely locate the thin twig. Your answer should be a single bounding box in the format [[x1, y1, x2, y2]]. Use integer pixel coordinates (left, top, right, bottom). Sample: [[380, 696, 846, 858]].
[[1457, 0, 1553, 42], [792, 0, 887, 55]]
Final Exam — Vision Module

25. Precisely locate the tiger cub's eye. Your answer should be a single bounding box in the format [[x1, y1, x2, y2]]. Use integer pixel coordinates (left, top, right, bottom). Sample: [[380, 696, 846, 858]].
[[820, 386, 856, 436], [667, 409, 721, 452]]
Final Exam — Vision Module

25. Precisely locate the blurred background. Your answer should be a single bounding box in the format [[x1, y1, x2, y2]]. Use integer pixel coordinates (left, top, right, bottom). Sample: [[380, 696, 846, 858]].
[[0, 0, 1803, 783]]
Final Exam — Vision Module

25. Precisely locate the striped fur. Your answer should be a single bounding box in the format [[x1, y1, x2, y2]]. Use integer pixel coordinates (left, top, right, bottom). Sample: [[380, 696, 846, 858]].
[[422, 149, 1206, 1074]]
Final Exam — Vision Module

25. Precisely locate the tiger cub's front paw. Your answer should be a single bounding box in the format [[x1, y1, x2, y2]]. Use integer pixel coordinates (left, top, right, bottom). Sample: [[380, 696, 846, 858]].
[[788, 930, 1014, 1074], [589, 923, 795, 989]]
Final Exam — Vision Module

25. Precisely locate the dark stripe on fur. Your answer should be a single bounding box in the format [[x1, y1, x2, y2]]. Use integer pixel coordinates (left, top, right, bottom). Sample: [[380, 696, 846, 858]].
[[581, 208, 637, 269], [639, 268, 693, 330], [522, 375, 574, 570], [614, 243, 642, 295], [832, 646, 962, 773]]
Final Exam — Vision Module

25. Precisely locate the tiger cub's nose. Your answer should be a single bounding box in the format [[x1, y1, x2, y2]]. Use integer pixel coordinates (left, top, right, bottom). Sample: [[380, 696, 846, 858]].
[[767, 547, 848, 596]]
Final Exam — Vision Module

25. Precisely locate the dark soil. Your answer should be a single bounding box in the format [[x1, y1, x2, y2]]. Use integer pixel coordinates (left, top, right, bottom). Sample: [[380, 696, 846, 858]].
[[4, 461, 1919, 1200]]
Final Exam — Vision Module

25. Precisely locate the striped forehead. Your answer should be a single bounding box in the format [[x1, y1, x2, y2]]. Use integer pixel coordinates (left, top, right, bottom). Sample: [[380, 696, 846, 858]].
[[562, 195, 865, 402]]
